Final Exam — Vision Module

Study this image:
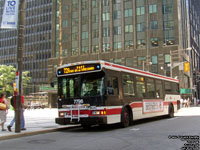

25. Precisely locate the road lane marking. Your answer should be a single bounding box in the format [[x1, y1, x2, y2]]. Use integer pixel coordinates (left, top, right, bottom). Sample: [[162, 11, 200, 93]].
[[130, 128, 140, 131], [168, 117, 180, 121]]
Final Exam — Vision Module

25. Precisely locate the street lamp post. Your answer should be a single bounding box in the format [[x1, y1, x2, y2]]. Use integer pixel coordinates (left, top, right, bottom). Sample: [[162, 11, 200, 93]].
[[15, 0, 26, 133]]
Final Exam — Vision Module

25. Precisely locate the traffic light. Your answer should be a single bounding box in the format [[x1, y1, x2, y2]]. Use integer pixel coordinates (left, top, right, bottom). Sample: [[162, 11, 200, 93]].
[[184, 62, 190, 72]]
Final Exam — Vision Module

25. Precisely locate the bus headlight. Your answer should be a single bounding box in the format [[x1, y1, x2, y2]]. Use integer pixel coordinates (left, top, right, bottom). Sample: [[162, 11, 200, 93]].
[[59, 112, 65, 117], [92, 111, 100, 115]]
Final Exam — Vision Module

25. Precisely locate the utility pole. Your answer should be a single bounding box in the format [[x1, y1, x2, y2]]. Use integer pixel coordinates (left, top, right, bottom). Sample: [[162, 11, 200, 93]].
[[15, 0, 26, 133]]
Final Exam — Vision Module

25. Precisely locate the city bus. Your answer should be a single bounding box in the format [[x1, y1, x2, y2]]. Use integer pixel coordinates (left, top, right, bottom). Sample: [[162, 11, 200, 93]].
[[55, 60, 180, 128]]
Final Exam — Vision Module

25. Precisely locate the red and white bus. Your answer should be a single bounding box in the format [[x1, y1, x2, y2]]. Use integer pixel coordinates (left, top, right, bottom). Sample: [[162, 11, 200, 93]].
[[55, 60, 180, 128]]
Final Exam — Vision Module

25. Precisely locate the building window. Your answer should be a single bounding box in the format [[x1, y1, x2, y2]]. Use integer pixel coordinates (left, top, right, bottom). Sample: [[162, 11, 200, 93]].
[[137, 39, 146, 48], [113, 58, 121, 64], [125, 41, 134, 49], [92, 0, 98, 8], [149, 4, 157, 14], [136, 7, 145, 16], [150, 38, 158, 47], [102, 13, 110, 21], [152, 56, 158, 73], [113, 0, 121, 4], [137, 56, 146, 66], [125, 57, 133, 67], [92, 30, 99, 38], [164, 54, 171, 76], [163, 5, 173, 14], [150, 21, 158, 30], [125, 25, 133, 33], [102, 0, 109, 6], [113, 42, 122, 51], [102, 28, 110, 37], [136, 23, 145, 32], [113, 11, 121, 19], [82, 32, 88, 39], [72, 48, 78, 56], [92, 14, 99, 23], [92, 45, 99, 53], [113, 26, 121, 35], [102, 43, 110, 52], [124, 9, 133, 17], [81, 47, 88, 55]]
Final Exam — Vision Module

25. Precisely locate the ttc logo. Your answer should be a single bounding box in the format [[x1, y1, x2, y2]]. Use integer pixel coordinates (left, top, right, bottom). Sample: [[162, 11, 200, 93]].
[[7, 0, 16, 7]]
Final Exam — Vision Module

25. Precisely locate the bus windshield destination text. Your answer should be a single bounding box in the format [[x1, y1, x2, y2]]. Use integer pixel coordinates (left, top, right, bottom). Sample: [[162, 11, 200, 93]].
[[63, 65, 95, 74]]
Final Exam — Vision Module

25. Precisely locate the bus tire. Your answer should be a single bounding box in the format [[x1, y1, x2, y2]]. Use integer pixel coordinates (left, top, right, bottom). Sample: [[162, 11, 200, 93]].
[[168, 104, 174, 118], [121, 106, 131, 128]]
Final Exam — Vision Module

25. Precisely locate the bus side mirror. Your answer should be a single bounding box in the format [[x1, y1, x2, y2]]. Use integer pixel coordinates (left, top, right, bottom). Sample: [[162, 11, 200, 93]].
[[50, 82, 54, 87]]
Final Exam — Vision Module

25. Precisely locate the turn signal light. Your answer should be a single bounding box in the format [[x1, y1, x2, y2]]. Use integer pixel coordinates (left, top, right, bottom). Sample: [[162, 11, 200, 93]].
[[92, 111, 106, 115]]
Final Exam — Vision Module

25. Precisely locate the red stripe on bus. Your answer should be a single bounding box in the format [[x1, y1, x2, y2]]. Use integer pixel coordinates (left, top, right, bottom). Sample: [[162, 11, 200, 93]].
[[130, 102, 143, 108], [104, 62, 179, 82], [106, 108, 122, 115]]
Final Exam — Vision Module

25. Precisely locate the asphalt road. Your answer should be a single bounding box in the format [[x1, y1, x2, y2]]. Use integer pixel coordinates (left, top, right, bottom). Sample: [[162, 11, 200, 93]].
[[0, 116, 200, 150]]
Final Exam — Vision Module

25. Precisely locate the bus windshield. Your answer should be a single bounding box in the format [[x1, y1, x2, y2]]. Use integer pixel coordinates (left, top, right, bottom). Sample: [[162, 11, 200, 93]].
[[59, 72, 105, 99]]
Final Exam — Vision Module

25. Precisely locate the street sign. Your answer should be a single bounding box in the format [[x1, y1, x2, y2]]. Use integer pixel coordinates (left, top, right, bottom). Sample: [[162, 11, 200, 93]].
[[180, 88, 192, 94]]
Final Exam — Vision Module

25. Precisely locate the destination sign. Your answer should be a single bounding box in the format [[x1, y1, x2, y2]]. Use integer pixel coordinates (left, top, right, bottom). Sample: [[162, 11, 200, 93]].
[[57, 63, 101, 75]]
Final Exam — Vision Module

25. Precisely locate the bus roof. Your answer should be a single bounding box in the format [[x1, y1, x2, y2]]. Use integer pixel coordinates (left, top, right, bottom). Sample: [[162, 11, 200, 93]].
[[58, 60, 179, 83]]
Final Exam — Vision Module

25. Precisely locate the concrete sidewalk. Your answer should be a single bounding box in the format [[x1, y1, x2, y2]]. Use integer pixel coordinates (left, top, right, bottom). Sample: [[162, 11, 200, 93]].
[[0, 107, 200, 141], [0, 108, 78, 141]]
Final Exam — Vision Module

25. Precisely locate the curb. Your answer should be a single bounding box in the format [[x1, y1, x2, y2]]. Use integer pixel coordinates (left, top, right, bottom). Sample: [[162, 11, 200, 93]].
[[0, 125, 80, 141]]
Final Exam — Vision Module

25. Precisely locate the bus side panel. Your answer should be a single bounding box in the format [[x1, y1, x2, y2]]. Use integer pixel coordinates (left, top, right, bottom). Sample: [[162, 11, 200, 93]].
[[106, 114, 121, 124], [130, 100, 178, 120]]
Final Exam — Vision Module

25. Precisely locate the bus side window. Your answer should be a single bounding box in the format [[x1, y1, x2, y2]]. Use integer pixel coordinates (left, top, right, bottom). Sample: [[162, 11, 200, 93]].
[[147, 78, 155, 98], [165, 81, 172, 93], [136, 76, 146, 99], [171, 82, 179, 94], [122, 74, 135, 97], [106, 77, 119, 96], [155, 80, 163, 98]]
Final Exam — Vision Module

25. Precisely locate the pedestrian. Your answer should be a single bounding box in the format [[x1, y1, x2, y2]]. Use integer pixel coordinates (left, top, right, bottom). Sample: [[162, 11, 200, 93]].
[[180, 97, 184, 108], [187, 97, 191, 107], [7, 95, 26, 132], [183, 98, 187, 107], [194, 97, 197, 106], [0, 93, 9, 131]]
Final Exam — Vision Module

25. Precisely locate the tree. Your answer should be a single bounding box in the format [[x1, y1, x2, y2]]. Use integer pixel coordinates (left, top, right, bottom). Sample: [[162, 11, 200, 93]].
[[0, 65, 31, 96]]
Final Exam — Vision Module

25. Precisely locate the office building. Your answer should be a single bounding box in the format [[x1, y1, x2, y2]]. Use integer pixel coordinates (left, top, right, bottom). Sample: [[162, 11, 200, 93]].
[[49, 0, 195, 93], [0, 0, 53, 94]]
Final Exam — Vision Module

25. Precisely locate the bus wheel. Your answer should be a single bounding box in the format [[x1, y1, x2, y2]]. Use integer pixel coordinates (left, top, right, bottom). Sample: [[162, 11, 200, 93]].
[[121, 107, 130, 127], [168, 104, 174, 118]]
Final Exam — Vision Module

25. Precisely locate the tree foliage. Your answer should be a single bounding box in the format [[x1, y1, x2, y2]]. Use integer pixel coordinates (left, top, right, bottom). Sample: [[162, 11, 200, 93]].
[[0, 65, 31, 95]]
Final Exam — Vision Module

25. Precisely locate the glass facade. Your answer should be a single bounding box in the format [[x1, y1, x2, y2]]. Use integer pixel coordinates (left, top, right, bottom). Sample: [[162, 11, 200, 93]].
[[162, 0, 175, 45], [0, 0, 53, 93], [136, 0, 146, 49]]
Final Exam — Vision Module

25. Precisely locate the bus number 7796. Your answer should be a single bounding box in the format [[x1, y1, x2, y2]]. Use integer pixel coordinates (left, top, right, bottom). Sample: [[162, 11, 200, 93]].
[[55, 60, 180, 128]]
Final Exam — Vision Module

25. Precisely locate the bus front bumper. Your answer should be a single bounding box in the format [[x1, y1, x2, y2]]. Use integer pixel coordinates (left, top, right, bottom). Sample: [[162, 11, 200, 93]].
[[55, 116, 107, 125]]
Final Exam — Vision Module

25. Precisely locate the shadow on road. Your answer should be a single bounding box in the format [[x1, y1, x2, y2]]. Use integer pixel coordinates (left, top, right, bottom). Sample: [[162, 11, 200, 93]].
[[59, 115, 175, 132]]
